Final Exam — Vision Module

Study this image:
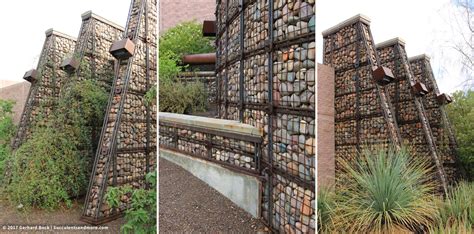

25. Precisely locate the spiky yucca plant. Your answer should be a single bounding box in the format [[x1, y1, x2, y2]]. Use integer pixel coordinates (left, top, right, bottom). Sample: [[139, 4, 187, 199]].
[[433, 182, 473, 232], [318, 186, 336, 233], [334, 147, 438, 232]]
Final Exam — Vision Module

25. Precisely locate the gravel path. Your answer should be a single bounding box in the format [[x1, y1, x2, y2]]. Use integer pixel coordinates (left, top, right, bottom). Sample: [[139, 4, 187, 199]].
[[159, 158, 268, 233], [0, 199, 124, 233]]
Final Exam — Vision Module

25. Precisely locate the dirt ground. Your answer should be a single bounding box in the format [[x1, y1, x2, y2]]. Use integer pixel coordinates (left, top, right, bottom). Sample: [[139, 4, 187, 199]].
[[159, 158, 268, 233], [0, 198, 124, 234]]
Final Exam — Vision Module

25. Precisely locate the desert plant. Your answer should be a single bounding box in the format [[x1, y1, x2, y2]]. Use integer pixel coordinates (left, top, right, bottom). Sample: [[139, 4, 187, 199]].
[[333, 147, 438, 233], [317, 186, 336, 233], [435, 182, 473, 230]]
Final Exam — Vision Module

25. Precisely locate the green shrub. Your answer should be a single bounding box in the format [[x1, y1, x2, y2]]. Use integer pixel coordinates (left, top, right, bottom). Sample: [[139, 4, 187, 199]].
[[5, 79, 108, 209], [159, 21, 215, 59], [333, 147, 438, 232], [446, 90, 474, 180], [0, 99, 16, 184], [158, 21, 214, 114], [106, 171, 156, 234], [159, 80, 207, 114]]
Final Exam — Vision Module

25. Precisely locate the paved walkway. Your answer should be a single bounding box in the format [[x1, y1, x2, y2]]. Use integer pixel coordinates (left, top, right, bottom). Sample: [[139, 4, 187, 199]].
[[159, 158, 267, 233]]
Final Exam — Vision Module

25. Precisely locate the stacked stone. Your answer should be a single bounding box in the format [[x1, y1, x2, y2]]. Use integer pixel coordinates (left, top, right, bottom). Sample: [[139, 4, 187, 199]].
[[273, 0, 315, 41], [82, 0, 157, 223], [272, 174, 315, 233], [177, 72, 217, 104], [409, 55, 461, 182], [62, 11, 124, 93], [376, 38, 450, 190], [322, 15, 401, 169], [216, 0, 315, 232], [244, 0, 269, 52], [12, 29, 76, 149], [159, 124, 258, 170]]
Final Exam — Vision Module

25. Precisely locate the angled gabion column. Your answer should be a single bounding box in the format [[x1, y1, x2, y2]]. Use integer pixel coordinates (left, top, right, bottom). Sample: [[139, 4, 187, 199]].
[[216, 0, 316, 232], [409, 55, 463, 183], [322, 15, 402, 172], [60, 11, 124, 93], [58, 11, 125, 180], [11, 29, 76, 150], [81, 0, 157, 224], [376, 38, 449, 192]]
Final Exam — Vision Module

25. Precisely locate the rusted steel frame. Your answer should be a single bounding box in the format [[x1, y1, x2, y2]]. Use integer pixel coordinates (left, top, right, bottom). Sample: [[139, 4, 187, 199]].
[[355, 22, 362, 152], [159, 121, 262, 144], [273, 32, 315, 50], [272, 166, 315, 191], [160, 145, 264, 179], [238, 0, 245, 122], [224, 0, 230, 118], [266, 0, 274, 230], [80, 213, 124, 225], [364, 22, 402, 147], [86, 0, 147, 220], [178, 71, 216, 77], [116, 146, 157, 154], [335, 112, 384, 123], [144, 1, 151, 180], [162, 133, 257, 165]]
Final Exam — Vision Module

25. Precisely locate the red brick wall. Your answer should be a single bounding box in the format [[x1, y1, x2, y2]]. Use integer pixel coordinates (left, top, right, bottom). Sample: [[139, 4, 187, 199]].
[[317, 64, 335, 188], [159, 0, 216, 33]]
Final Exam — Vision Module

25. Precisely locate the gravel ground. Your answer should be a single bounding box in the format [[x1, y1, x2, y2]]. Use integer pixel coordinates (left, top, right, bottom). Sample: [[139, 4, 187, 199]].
[[0, 198, 124, 234], [159, 158, 268, 233]]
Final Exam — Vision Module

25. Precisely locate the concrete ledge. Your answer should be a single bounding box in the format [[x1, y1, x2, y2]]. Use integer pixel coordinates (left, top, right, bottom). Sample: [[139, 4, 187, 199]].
[[322, 14, 371, 37], [45, 28, 77, 41], [375, 37, 406, 49], [81, 10, 125, 31], [408, 54, 431, 62], [160, 149, 261, 218], [159, 112, 262, 137]]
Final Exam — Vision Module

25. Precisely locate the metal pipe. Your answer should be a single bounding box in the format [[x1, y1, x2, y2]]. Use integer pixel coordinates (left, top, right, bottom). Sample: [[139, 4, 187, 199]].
[[181, 53, 216, 65]]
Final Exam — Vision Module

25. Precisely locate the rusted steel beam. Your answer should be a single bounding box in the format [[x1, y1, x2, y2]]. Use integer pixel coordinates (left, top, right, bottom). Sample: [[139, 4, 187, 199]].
[[181, 53, 216, 65]]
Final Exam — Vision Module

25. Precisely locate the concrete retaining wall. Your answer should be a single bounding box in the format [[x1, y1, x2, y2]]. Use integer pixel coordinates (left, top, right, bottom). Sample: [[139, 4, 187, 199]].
[[160, 148, 261, 218]]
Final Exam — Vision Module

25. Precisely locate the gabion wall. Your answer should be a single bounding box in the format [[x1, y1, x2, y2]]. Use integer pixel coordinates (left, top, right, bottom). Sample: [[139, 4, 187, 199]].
[[376, 39, 450, 190], [82, 0, 157, 224], [61, 11, 124, 93], [12, 30, 76, 149], [322, 15, 401, 171], [216, 0, 316, 232], [409, 55, 462, 182]]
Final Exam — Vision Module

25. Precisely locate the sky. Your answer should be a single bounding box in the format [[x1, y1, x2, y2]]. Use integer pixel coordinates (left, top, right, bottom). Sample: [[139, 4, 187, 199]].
[[316, 0, 471, 94], [0, 0, 130, 83]]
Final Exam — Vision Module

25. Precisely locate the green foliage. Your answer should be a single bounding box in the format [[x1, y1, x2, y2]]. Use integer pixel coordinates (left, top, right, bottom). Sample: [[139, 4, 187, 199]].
[[145, 85, 157, 106], [106, 171, 157, 234], [158, 21, 213, 114], [5, 79, 108, 209], [159, 80, 207, 114], [446, 90, 474, 180], [333, 147, 437, 232], [317, 187, 335, 233], [159, 21, 215, 59], [436, 182, 474, 229], [0, 99, 16, 184]]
